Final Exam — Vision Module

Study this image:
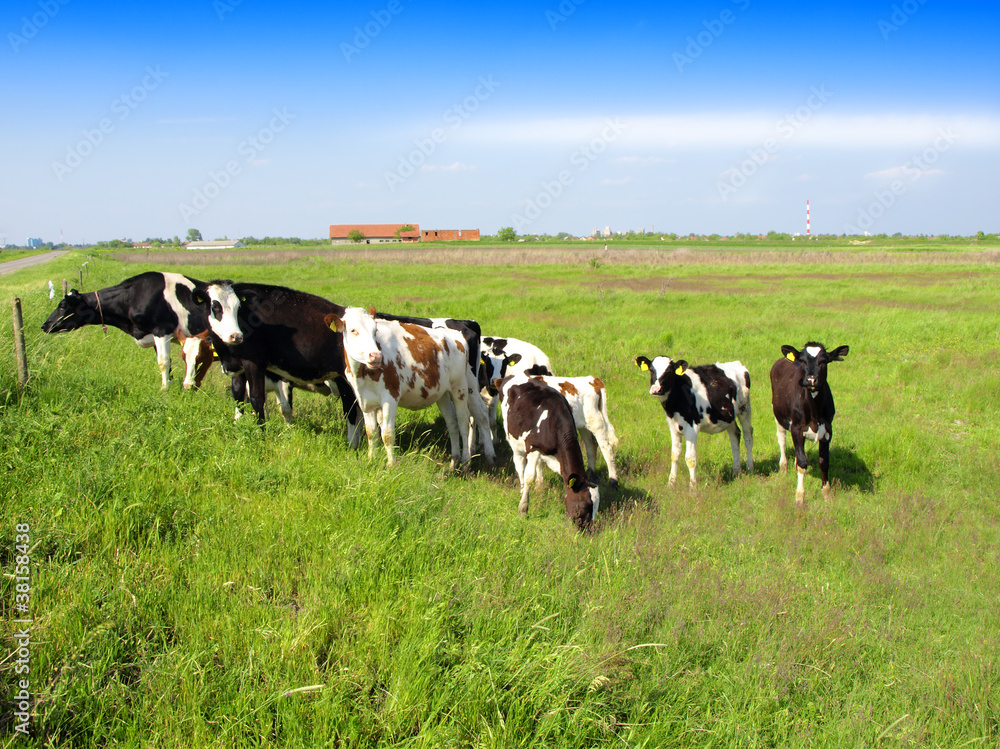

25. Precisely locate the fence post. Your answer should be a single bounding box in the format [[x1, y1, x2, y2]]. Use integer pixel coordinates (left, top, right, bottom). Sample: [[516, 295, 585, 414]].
[[78, 268, 83, 287], [63, 278, 68, 296], [13, 297, 28, 387]]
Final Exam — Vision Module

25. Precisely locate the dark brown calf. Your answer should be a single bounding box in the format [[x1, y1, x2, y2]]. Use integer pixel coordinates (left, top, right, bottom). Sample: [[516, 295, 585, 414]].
[[495, 375, 598, 530], [770, 342, 849, 505]]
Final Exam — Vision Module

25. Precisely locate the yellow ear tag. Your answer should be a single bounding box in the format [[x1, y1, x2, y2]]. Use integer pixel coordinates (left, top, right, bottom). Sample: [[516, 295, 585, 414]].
[[786, 352, 796, 361], [639, 362, 649, 371], [675, 366, 685, 376]]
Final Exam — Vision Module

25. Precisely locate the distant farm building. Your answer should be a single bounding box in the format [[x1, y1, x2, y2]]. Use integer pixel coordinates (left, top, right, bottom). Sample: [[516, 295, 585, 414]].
[[185, 240, 245, 250], [421, 229, 480, 241], [330, 224, 421, 244]]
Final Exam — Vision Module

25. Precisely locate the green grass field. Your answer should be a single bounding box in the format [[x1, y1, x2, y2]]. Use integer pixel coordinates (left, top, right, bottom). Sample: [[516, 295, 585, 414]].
[[2, 247, 999, 747]]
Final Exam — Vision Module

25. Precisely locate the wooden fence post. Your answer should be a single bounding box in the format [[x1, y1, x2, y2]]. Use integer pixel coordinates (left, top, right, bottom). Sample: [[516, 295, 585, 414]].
[[13, 297, 28, 387], [63, 278, 68, 296], [78, 268, 83, 287]]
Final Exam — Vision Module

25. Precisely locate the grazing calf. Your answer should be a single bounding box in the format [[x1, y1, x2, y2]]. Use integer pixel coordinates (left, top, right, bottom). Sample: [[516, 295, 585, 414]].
[[770, 342, 849, 505], [41, 271, 209, 389], [195, 281, 362, 442], [335, 307, 496, 468], [635, 355, 753, 488], [478, 336, 554, 443], [494, 375, 598, 530], [525, 374, 619, 488]]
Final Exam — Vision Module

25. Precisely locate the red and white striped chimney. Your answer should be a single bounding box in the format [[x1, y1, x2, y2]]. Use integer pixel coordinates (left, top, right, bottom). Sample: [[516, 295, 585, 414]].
[[806, 200, 811, 235]]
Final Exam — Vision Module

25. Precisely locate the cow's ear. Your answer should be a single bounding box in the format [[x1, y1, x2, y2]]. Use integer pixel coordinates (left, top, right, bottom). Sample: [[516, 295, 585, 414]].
[[493, 376, 511, 401], [828, 345, 849, 361], [192, 289, 208, 306], [781, 345, 799, 361], [325, 313, 344, 332], [368, 305, 377, 317], [635, 356, 651, 371], [568, 473, 586, 492], [674, 360, 688, 376], [69, 288, 80, 296], [504, 353, 522, 367]]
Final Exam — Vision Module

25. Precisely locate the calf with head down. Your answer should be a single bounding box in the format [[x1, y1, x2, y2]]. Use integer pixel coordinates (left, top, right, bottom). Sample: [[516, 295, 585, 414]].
[[770, 342, 849, 506], [494, 374, 598, 531], [635, 354, 753, 489]]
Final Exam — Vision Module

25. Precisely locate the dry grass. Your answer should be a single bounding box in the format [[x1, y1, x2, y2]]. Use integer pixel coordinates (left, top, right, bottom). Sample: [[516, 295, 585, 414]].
[[112, 245, 1000, 268]]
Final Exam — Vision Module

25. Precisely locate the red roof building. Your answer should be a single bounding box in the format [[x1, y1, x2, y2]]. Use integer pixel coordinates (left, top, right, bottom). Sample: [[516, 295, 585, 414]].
[[329, 224, 420, 244]]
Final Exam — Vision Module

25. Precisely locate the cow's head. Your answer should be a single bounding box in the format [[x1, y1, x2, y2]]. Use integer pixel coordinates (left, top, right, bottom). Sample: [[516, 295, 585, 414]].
[[780, 342, 849, 392], [193, 281, 244, 345], [635, 355, 688, 397], [41, 290, 94, 333], [480, 353, 522, 395], [565, 473, 599, 531], [336, 307, 382, 369]]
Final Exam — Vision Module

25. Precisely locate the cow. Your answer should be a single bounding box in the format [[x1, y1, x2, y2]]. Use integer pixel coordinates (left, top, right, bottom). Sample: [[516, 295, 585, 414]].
[[635, 355, 753, 488], [478, 336, 554, 444], [770, 342, 849, 506], [194, 281, 363, 443], [334, 306, 496, 468], [41, 271, 210, 390], [494, 374, 598, 531], [523, 373, 619, 488]]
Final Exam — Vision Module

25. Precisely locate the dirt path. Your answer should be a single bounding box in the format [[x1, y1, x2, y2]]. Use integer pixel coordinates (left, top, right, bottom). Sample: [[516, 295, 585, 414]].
[[0, 250, 69, 276]]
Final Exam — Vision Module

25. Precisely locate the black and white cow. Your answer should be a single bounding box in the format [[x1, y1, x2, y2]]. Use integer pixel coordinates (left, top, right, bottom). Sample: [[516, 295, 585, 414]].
[[195, 281, 363, 441], [635, 355, 753, 488], [41, 271, 209, 389], [494, 374, 598, 531], [477, 336, 554, 444], [770, 342, 849, 505]]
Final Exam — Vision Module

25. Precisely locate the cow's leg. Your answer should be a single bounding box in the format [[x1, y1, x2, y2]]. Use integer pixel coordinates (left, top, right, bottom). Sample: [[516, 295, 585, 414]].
[[362, 409, 380, 460], [791, 427, 809, 506], [668, 422, 682, 487], [440, 392, 471, 469], [776, 419, 788, 474], [181, 336, 202, 389], [519, 451, 541, 516], [585, 414, 619, 487], [485, 392, 500, 447], [379, 401, 399, 465], [268, 378, 293, 424], [153, 336, 172, 390], [818, 427, 832, 499], [740, 408, 754, 474], [243, 363, 268, 427], [728, 422, 742, 478], [464, 378, 496, 465], [231, 373, 248, 422], [331, 377, 363, 449], [579, 428, 600, 481], [684, 432, 698, 489]]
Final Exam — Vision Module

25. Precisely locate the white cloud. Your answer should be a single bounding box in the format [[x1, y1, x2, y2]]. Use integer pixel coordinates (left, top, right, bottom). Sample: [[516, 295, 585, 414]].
[[463, 113, 1000, 149], [421, 161, 476, 172], [864, 165, 944, 180]]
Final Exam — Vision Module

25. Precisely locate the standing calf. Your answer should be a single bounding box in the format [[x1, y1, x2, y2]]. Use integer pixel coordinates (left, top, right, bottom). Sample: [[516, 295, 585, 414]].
[[635, 355, 753, 488], [495, 375, 598, 531], [770, 342, 849, 505]]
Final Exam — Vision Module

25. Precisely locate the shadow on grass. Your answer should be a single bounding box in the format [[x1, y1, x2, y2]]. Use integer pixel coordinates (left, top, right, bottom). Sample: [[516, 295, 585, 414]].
[[748, 445, 875, 493]]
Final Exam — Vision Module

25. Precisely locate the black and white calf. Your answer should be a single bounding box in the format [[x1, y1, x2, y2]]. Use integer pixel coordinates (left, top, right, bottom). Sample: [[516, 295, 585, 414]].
[[635, 355, 753, 488], [478, 336, 554, 444], [41, 271, 210, 389], [494, 375, 598, 531], [770, 342, 849, 505]]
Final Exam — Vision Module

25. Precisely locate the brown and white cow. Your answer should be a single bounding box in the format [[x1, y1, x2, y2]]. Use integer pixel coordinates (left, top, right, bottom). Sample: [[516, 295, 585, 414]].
[[175, 329, 215, 390], [523, 374, 619, 488], [334, 306, 496, 468], [494, 374, 599, 531], [770, 342, 849, 505], [635, 355, 753, 488]]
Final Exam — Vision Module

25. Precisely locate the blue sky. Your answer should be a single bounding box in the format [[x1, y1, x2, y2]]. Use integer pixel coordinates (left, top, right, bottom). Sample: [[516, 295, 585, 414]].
[[2, 0, 998, 244]]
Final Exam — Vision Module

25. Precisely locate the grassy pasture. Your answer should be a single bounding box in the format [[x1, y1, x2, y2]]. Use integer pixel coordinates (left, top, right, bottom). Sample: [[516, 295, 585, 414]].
[[2, 248, 999, 747]]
